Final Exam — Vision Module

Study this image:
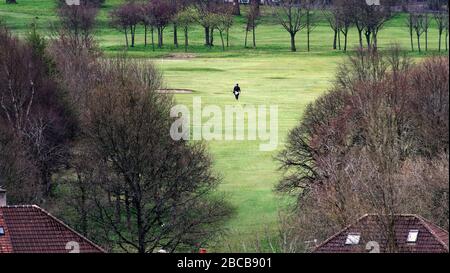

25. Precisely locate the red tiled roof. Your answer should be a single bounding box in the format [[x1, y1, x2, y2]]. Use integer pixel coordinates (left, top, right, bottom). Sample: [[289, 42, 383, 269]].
[[0, 205, 105, 253], [313, 214, 449, 253], [0, 209, 13, 253]]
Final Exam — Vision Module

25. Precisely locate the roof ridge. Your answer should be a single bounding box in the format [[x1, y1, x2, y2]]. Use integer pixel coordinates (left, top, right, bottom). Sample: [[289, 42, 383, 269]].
[[415, 215, 449, 252], [31, 205, 106, 253], [2, 205, 35, 208]]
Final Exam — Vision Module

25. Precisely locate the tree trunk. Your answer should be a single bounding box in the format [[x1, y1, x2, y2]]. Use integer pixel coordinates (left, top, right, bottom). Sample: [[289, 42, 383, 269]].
[[358, 29, 363, 49], [151, 26, 155, 51], [124, 28, 129, 48], [124, 191, 131, 230], [333, 29, 337, 50], [157, 27, 161, 48], [252, 26, 256, 48], [446, 29, 448, 51], [373, 32, 378, 49], [306, 11, 311, 52], [174, 23, 178, 48], [220, 31, 225, 51], [425, 15, 428, 51], [438, 29, 442, 52], [365, 32, 371, 49], [226, 29, 230, 47], [144, 25, 148, 47], [245, 29, 248, 48], [337, 29, 341, 50], [79, 184, 88, 236], [409, 15, 414, 52], [344, 32, 348, 52], [204, 26, 210, 46], [135, 202, 146, 254], [290, 32, 296, 52], [184, 27, 189, 52], [157, 27, 164, 48], [41, 169, 53, 198], [130, 26, 135, 48], [210, 28, 214, 46], [417, 33, 421, 52]]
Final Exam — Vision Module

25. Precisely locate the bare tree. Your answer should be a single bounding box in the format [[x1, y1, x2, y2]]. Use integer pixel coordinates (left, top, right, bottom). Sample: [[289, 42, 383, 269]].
[[140, 2, 154, 49], [0, 27, 76, 200], [335, 0, 353, 52], [352, 0, 367, 49], [406, 11, 415, 51], [304, 0, 321, 52], [363, 5, 392, 49], [56, 0, 99, 49], [194, 0, 217, 47], [245, 1, 260, 48], [0, 123, 40, 203], [445, 13, 449, 51], [149, 0, 176, 48], [215, 5, 234, 51], [77, 57, 233, 253], [175, 7, 197, 52], [434, 10, 448, 52], [270, 0, 305, 52], [411, 13, 426, 52], [110, 1, 142, 48], [324, 4, 340, 50], [423, 12, 430, 51]]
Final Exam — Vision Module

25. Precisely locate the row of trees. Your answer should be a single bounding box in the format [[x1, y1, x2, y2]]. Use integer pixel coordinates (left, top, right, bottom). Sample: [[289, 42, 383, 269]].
[[4, 0, 450, 52], [110, 0, 241, 51], [277, 47, 449, 252], [327, 0, 449, 53], [407, 9, 449, 52], [0, 1, 233, 253], [109, 0, 448, 53]]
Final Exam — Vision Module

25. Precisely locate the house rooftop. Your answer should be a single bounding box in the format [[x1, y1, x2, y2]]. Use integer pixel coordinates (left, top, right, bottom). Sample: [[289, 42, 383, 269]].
[[313, 214, 449, 253], [0, 205, 105, 253]]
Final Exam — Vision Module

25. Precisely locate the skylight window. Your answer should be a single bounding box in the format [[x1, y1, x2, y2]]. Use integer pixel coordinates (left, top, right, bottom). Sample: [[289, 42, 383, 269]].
[[0, 227, 4, 236], [407, 230, 419, 243], [345, 233, 361, 245]]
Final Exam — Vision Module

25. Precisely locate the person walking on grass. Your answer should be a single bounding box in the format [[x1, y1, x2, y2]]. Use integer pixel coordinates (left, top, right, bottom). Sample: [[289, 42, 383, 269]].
[[233, 84, 241, 101]]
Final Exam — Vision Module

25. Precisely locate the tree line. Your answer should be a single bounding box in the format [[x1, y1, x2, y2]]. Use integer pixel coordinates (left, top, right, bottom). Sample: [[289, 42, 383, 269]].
[[106, 0, 448, 52], [4, 0, 449, 52]]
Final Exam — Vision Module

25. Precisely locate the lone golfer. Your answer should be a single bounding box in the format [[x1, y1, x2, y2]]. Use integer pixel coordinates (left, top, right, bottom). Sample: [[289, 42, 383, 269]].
[[233, 84, 241, 101]]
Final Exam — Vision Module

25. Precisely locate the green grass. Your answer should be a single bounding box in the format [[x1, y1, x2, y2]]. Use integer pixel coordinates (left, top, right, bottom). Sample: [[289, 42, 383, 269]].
[[1, 0, 448, 252], [157, 54, 339, 251]]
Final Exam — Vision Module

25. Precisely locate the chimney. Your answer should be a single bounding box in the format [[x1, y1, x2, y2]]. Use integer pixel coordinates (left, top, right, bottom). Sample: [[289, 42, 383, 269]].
[[0, 188, 6, 207]]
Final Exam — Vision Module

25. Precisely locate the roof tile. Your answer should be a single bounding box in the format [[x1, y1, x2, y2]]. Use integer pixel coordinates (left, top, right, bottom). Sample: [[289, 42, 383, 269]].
[[0, 205, 104, 253], [313, 214, 449, 253]]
